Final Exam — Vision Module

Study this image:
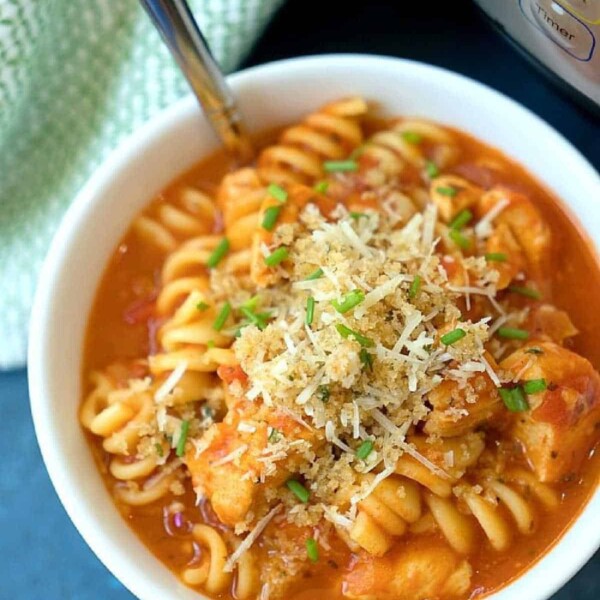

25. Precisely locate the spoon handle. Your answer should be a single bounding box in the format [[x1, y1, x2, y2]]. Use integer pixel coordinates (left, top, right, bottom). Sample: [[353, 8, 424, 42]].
[[140, 0, 254, 162]]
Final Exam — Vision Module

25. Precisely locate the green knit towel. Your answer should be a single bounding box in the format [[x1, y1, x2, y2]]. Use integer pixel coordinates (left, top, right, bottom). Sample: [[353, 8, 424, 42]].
[[0, 0, 283, 369]]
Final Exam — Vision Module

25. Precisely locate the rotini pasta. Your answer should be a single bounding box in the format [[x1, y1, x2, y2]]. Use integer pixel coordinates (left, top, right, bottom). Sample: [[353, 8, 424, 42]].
[[80, 98, 600, 600]]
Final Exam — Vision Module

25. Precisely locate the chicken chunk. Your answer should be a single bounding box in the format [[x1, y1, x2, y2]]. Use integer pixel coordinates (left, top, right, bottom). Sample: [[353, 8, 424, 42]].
[[501, 342, 600, 482], [344, 539, 472, 600], [477, 188, 551, 280], [425, 370, 503, 437], [525, 304, 578, 345], [185, 398, 317, 527]]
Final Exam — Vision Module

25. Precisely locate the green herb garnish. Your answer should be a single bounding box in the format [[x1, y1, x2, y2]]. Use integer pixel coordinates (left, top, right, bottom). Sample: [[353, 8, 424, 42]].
[[441, 328, 466, 346], [212, 302, 231, 331], [359, 348, 373, 371], [401, 131, 422, 144], [335, 324, 374, 347], [331, 289, 365, 314], [356, 439, 374, 460], [239, 306, 271, 331], [317, 385, 330, 403], [305, 267, 324, 281], [409, 275, 422, 299], [425, 160, 439, 178], [497, 327, 529, 340], [508, 285, 542, 300], [176, 420, 190, 457], [314, 181, 329, 194], [436, 186, 458, 197], [306, 538, 319, 562], [449, 229, 471, 250], [264, 246, 289, 267], [306, 296, 315, 326], [323, 159, 358, 173], [155, 443, 164, 457], [286, 479, 310, 503], [499, 387, 529, 412], [267, 183, 288, 203], [523, 378, 547, 394], [207, 238, 230, 268], [449, 209, 473, 230], [262, 205, 282, 231], [485, 252, 508, 262], [196, 301, 209, 311]]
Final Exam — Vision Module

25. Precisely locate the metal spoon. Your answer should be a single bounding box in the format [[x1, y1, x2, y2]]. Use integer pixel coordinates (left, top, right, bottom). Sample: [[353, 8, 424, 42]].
[[140, 0, 254, 162]]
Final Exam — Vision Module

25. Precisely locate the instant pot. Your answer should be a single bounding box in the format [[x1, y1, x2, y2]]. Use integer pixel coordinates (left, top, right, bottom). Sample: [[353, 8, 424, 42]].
[[475, 0, 599, 112]]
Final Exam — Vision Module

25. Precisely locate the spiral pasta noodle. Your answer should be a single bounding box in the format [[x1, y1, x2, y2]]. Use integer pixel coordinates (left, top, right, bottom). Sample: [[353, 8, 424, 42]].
[[182, 526, 259, 599], [257, 97, 367, 185], [350, 475, 422, 556], [132, 186, 217, 252]]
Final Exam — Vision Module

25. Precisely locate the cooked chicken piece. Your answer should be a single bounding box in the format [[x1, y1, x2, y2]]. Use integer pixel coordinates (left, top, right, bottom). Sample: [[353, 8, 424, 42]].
[[477, 188, 551, 281], [430, 175, 484, 223], [425, 369, 503, 437], [525, 304, 578, 345], [501, 342, 600, 482], [485, 222, 526, 289], [344, 539, 472, 600], [185, 398, 317, 526]]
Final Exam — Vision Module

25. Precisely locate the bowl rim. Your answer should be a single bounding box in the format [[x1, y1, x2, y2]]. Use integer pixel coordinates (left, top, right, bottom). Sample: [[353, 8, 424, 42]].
[[29, 53, 600, 600]]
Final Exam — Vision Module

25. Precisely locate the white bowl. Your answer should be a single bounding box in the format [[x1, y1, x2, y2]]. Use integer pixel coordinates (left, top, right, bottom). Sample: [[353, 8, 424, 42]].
[[29, 54, 600, 600]]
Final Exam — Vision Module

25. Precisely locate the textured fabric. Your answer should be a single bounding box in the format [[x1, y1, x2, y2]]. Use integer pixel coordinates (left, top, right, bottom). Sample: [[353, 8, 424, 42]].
[[0, 0, 282, 369]]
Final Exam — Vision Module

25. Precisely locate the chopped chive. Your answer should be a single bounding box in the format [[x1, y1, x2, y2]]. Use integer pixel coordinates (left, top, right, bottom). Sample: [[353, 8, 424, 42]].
[[335, 324, 374, 347], [449, 229, 471, 250], [212, 302, 231, 331], [323, 159, 358, 173], [508, 285, 542, 300], [155, 443, 164, 457], [523, 378, 547, 394], [239, 306, 271, 331], [317, 385, 330, 403], [359, 348, 373, 371], [176, 420, 190, 457], [286, 479, 310, 503], [305, 267, 324, 281], [196, 301, 209, 311], [264, 246, 289, 267], [241, 295, 261, 311], [306, 538, 319, 562], [306, 296, 315, 326], [525, 347, 543, 355], [267, 183, 288, 203], [268, 427, 280, 443], [449, 209, 473, 230], [485, 252, 508, 262], [314, 180, 329, 194], [409, 275, 422, 299], [441, 328, 466, 346], [356, 439, 374, 460], [262, 205, 282, 231], [207, 238, 230, 268], [497, 327, 529, 340], [425, 160, 439, 178], [331, 289, 365, 313], [499, 387, 529, 412], [206, 340, 215, 348], [350, 211, 367, 220], [436, 186, 458, 197], [401, 131, 422, 144]]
